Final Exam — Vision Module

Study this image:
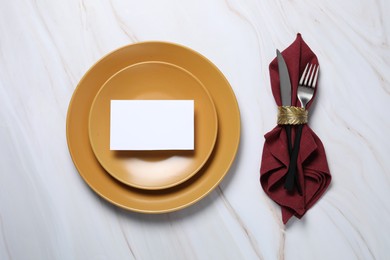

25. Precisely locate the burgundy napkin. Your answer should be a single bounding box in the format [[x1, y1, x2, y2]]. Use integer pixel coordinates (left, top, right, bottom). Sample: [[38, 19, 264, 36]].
[[260, 34, 331, 224]]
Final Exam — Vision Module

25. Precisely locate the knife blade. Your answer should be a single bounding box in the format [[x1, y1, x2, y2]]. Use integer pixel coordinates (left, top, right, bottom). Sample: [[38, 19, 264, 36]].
[[276, 50, 291, 107]]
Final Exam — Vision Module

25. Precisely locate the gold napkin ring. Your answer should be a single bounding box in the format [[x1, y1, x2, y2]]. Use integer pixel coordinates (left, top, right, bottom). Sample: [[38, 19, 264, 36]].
[[277, 106, 308, 125]]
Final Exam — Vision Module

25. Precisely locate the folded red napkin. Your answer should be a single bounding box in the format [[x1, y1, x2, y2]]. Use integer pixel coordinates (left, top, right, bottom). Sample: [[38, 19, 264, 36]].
[[260, 34, 331, 224]]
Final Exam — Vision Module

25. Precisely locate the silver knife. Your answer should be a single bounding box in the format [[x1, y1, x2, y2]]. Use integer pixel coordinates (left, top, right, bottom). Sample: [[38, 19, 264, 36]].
[[277, 50, 293, 187], [276, 49, 302, 194], [276, 50, 292, 156]]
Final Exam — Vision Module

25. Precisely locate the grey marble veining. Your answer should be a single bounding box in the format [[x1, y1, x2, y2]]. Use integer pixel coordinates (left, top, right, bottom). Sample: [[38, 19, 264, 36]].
[[1, 0, 390, 259]]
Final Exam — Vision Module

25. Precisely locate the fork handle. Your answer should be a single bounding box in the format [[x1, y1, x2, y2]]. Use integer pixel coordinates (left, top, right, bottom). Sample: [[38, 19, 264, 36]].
[[284, 124, 303, 194]]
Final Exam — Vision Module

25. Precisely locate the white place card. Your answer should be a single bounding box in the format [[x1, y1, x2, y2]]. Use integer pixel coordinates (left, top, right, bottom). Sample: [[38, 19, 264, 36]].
[[110, 100, 194, 150]]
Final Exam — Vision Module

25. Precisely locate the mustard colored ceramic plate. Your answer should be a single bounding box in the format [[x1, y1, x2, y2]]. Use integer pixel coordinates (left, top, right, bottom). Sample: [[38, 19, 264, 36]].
[[89, 61, 218, 190], [66, 42, 240, 213]]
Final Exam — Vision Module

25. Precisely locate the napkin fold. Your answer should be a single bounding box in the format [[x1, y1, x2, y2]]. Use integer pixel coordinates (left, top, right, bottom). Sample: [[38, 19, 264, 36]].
[[260, 34, 331, 224]]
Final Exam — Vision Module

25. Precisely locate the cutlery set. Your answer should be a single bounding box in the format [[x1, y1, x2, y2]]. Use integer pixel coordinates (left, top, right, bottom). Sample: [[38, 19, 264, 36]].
[[277, 49, 320, 194]]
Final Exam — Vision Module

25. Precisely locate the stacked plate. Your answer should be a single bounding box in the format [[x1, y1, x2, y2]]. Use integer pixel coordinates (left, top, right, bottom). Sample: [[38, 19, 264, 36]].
[[66, 42, 240, 213]]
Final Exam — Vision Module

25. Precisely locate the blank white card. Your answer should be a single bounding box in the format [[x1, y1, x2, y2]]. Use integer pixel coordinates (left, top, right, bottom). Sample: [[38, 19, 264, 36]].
[[110, 100, 194, 150]]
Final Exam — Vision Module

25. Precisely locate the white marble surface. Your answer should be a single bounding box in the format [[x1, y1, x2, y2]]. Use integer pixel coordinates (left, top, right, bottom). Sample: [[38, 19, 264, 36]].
[[1, 0, 390, 259]]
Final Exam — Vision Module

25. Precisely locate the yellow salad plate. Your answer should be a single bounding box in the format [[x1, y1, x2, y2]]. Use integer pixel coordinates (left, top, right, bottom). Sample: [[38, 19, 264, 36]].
[[89, 61, 218, 190]]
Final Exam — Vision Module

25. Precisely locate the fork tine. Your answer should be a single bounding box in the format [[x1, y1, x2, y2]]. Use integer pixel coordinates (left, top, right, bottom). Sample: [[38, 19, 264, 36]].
[[307, 65, 316, 87], [299, 64, 309, 85], [312, 65, 320, 88], [304, 64, 313, 85]]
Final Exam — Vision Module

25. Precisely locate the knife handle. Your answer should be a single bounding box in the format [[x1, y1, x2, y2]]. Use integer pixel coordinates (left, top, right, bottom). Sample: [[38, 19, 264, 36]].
[[285, 125, 292, 155], [284, 124, 303, 194]]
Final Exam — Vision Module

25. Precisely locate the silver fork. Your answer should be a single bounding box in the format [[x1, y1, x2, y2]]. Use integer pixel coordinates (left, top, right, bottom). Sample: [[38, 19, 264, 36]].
[[284, 63, 320, 194]]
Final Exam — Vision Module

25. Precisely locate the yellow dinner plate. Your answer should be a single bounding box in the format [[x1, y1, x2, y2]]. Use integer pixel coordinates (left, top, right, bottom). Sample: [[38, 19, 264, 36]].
[[89, 61, 218, 189], [66, 42, 240, 213]]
